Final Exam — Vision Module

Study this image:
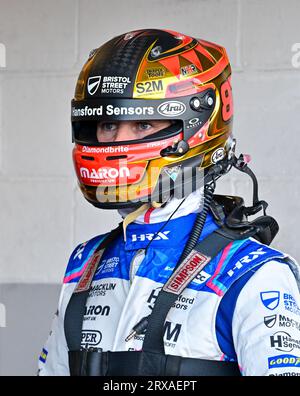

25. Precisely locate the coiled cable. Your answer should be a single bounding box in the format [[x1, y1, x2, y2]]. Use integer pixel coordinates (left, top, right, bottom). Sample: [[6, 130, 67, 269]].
[[178, 181, 216, 263]]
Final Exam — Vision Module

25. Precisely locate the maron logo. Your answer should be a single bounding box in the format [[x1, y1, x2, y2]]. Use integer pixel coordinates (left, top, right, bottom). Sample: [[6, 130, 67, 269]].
[[157, 101, 186, 117], [80, 167, 130, 180]]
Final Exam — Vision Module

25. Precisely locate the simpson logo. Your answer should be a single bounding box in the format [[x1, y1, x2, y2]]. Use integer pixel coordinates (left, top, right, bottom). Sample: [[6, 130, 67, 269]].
[[87, 76, 102, 95], [164, 251, 210, 294], [75, 250, 104, 293], [157, 101, 186, 117], [80, 167, 130, 180]]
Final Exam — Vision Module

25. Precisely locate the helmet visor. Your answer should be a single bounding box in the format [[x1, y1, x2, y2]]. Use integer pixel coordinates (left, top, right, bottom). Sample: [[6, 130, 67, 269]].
[[73, 119, 182, 145]]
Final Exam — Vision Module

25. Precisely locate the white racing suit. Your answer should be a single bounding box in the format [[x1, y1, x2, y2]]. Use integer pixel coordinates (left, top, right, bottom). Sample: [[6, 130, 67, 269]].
[[38, 191, 300, 376]]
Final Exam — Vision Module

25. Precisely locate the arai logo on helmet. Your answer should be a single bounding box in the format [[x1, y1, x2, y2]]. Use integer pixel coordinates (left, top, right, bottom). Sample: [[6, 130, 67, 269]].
[[80, 167, 130, 179], [157, 101, 186, 117], [87, 76, 102, 95]]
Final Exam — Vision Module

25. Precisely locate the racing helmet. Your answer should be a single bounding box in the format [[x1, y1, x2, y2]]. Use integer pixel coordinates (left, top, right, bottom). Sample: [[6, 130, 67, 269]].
[[71, 29, 234, 209]]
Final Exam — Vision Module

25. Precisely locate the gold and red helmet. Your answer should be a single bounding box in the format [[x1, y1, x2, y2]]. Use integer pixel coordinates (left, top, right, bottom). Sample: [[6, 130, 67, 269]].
[[71, 29, 234, 209]]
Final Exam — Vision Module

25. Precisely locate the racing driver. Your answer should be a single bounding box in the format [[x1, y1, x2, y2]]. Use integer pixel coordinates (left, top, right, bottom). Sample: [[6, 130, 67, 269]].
[[38, 29, 300, 376]]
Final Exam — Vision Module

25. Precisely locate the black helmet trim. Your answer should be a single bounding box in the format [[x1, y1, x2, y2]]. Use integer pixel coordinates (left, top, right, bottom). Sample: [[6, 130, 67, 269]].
[[71, 88, 216, 141]]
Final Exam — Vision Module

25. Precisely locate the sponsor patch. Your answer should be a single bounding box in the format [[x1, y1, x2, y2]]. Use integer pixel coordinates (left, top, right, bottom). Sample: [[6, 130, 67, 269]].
[[264, 314, 300, 331], [191, 270, 211, 286], [270, 331, 300, 352], [268, 354, 300, 369], [227, 247, 266, 277], [87, 76, 101, 95], [131, 231, 170, 242], [81, 330, 102, 348], [75, 250, 104, 293], [164, 166, 181, 182], [284, 293, 300, 316], [264, 314, 277, 328], [96, 256, 119, 275], [180, 64, 197, 76], [164, 250, 210, 294], [260, 291, 280, 310], [39, 348, 48, 364], [157, 101, 186, 117]]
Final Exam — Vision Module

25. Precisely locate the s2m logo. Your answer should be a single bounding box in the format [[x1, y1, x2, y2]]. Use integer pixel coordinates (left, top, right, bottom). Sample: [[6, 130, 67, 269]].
[[136, 80, 163, 94]]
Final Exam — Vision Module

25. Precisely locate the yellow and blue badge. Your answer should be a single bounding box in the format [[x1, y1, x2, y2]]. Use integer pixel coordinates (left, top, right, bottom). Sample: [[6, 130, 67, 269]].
[[39, 348, 48, 364]]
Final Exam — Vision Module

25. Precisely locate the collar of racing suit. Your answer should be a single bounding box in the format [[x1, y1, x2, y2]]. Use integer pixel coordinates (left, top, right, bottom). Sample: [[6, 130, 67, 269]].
[[118, 188, 204, 225]]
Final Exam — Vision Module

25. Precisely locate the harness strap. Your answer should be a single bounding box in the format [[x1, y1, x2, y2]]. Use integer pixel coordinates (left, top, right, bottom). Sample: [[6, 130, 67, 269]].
[[68, 350, 241, 376], [64, 223, 123, 351], [142, 228, 248, 353]]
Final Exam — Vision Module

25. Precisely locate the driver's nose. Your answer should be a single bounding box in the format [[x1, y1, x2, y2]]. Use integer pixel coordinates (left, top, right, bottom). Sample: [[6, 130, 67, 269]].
[[114, 122, 136, 142]]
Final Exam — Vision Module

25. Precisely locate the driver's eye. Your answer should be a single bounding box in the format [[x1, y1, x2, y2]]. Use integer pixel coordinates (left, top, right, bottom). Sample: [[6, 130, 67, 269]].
[[100, 122, 118, 131], [137, 122, 152, 131]]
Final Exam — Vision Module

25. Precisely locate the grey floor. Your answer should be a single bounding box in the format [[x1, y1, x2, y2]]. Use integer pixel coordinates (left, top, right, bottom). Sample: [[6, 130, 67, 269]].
[[0, 284, 60, 376]]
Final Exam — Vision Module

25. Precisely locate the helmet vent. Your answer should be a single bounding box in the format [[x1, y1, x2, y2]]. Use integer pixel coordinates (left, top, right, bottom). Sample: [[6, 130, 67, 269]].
[[81, 155, 95, 161], [106, 155, 128, 161]]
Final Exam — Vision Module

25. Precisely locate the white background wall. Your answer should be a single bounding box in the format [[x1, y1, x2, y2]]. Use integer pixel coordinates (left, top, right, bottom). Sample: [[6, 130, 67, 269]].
[[0, 0, 299, 375]]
